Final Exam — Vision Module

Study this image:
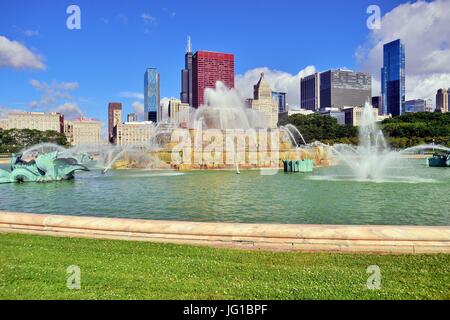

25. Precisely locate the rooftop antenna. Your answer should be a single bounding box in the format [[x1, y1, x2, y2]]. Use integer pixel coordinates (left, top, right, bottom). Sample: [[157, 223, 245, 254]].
[[186, 35, 192, 53]]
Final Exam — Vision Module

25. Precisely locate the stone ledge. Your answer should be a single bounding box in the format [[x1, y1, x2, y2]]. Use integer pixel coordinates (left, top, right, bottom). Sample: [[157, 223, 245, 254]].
[[0, 211, 449, 254]]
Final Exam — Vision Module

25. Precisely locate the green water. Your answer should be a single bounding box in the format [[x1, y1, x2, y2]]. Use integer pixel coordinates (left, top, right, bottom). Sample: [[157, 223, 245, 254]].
[[0, 160, 449, 225]]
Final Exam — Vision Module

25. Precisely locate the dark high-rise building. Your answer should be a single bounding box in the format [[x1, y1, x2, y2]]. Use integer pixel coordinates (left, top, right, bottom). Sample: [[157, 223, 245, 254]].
[[300, 70, 371, 112], [372, 96, 383, 115], [319, 69, 371, 110], [180, 36, 193, 107], [381, 39, 405, 116], [144, 68, 160, 121], [272, 91, 287, 113], [192, 50, 234, 108], [108, 102, 122, 143], [300, 72, 321, 111]]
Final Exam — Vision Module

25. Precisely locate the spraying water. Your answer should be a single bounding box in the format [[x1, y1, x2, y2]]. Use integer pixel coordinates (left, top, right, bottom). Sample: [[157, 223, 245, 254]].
[[319, 102, 413, 181], [191, 82, 267, 130], [20, 143, 66, 159], [280, 124, 307, 147]]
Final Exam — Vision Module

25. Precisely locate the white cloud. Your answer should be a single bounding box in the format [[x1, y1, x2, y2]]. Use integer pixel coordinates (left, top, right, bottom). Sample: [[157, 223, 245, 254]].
[[235, 66, 316, 108], [141, 13, 156, 24], [118, 91, 144, 100], [58, 82, 79, 90], [23, 30, 39, 37], [29, 79, 80, 108], [0, 105, 22, 118], [131, 101, 145, 120], [54, 102, 84, 120], [12, 25, 40, 37], [0, 35, 45, 70], [356, 0, 450, 101], [0, 103, 83, 122], [117, 13, 128, 25]]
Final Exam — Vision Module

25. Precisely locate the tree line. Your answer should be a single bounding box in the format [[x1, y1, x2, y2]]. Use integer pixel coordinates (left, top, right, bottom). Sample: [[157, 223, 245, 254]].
[[279, 112, 450, 148], [0, 129, 68, 154]]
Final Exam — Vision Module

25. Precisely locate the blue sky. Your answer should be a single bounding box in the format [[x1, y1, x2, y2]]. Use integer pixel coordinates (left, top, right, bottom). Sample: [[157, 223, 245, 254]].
[[0, 0, 412, 123]]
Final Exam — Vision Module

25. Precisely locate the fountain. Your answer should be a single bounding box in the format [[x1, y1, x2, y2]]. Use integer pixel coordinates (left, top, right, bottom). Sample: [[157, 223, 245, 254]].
[[0, 151, 89, 183], [0, 81, 331, 178], [190, 82, 267, 130], [280, 124, 307, 147], [328, 102, 400, 180], [0, 95, 448, 227], [310, 102, 450, 182]]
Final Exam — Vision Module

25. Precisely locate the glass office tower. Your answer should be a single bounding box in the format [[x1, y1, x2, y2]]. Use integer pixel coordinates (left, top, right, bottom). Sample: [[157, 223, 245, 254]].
[[144, 68, 160, 122], [381, 39, 405, 116], [272, 91, 287, 113]]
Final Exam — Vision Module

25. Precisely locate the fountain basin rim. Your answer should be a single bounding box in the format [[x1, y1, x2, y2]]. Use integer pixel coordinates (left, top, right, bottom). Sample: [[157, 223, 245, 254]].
[[0, 211, 449, 254]]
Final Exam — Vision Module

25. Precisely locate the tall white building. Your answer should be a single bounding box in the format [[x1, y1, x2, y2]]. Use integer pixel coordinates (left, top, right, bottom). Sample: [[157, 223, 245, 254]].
[[168, 98, 190, 126], [249, 73, 278, 128], [158, 99, 170, 123], [64, 118, 101, 146]]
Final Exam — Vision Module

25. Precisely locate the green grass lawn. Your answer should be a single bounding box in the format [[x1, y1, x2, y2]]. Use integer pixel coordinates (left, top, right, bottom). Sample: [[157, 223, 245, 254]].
[[0, 232, 449, 300]]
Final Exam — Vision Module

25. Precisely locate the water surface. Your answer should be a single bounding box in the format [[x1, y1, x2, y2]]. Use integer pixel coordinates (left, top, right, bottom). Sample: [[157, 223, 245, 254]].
[[0, 160, 449, 225]]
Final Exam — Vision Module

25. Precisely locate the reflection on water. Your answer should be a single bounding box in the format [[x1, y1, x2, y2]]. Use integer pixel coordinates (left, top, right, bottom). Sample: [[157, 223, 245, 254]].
[[0, 160, 449, 226]]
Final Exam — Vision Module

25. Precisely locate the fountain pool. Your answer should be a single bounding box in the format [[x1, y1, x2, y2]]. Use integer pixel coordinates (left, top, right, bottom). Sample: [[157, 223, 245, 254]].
[[0, 160, 448, 226]]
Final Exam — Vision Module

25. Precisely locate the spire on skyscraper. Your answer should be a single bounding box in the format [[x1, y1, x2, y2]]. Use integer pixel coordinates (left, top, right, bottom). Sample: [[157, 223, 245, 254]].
[[186, 35, 192, 53]]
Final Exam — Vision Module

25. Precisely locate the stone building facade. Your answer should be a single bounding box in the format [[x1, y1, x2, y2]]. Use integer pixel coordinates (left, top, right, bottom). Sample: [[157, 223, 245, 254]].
[[5, 112, 63, 132], [116, 121, 155, 146], [168, 98, 190, 127], [436, 88, 449, 113], [64, 118, 101, 146], [249, 73, 278, 128]]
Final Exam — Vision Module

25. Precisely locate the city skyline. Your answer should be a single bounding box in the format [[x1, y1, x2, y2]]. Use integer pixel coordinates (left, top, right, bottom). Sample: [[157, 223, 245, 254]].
[[1, 0, 450, 129]]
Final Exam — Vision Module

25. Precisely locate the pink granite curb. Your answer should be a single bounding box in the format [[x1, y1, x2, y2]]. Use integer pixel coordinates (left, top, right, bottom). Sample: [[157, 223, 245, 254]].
[[0, 211, 449, 254]]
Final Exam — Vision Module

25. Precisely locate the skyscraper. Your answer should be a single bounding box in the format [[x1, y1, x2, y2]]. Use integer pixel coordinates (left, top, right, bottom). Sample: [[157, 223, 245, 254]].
[[300, 72, 321, 111], [319, 69, 371, 110], [108, 102, 122, 143], [381, 39, 405, 116], [272, 91, 287, 113], [192, 51, 234, 108], [180, 36, 193, 107], [300, 70, 371, 112], [144, 68, 160, 122], [436, 88, 449, 113], [249, 73, 278, 128]]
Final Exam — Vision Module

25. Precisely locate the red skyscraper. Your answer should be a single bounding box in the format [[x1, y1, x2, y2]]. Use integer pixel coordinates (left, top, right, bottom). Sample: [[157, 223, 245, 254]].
[[192, 51, 234, 108]]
